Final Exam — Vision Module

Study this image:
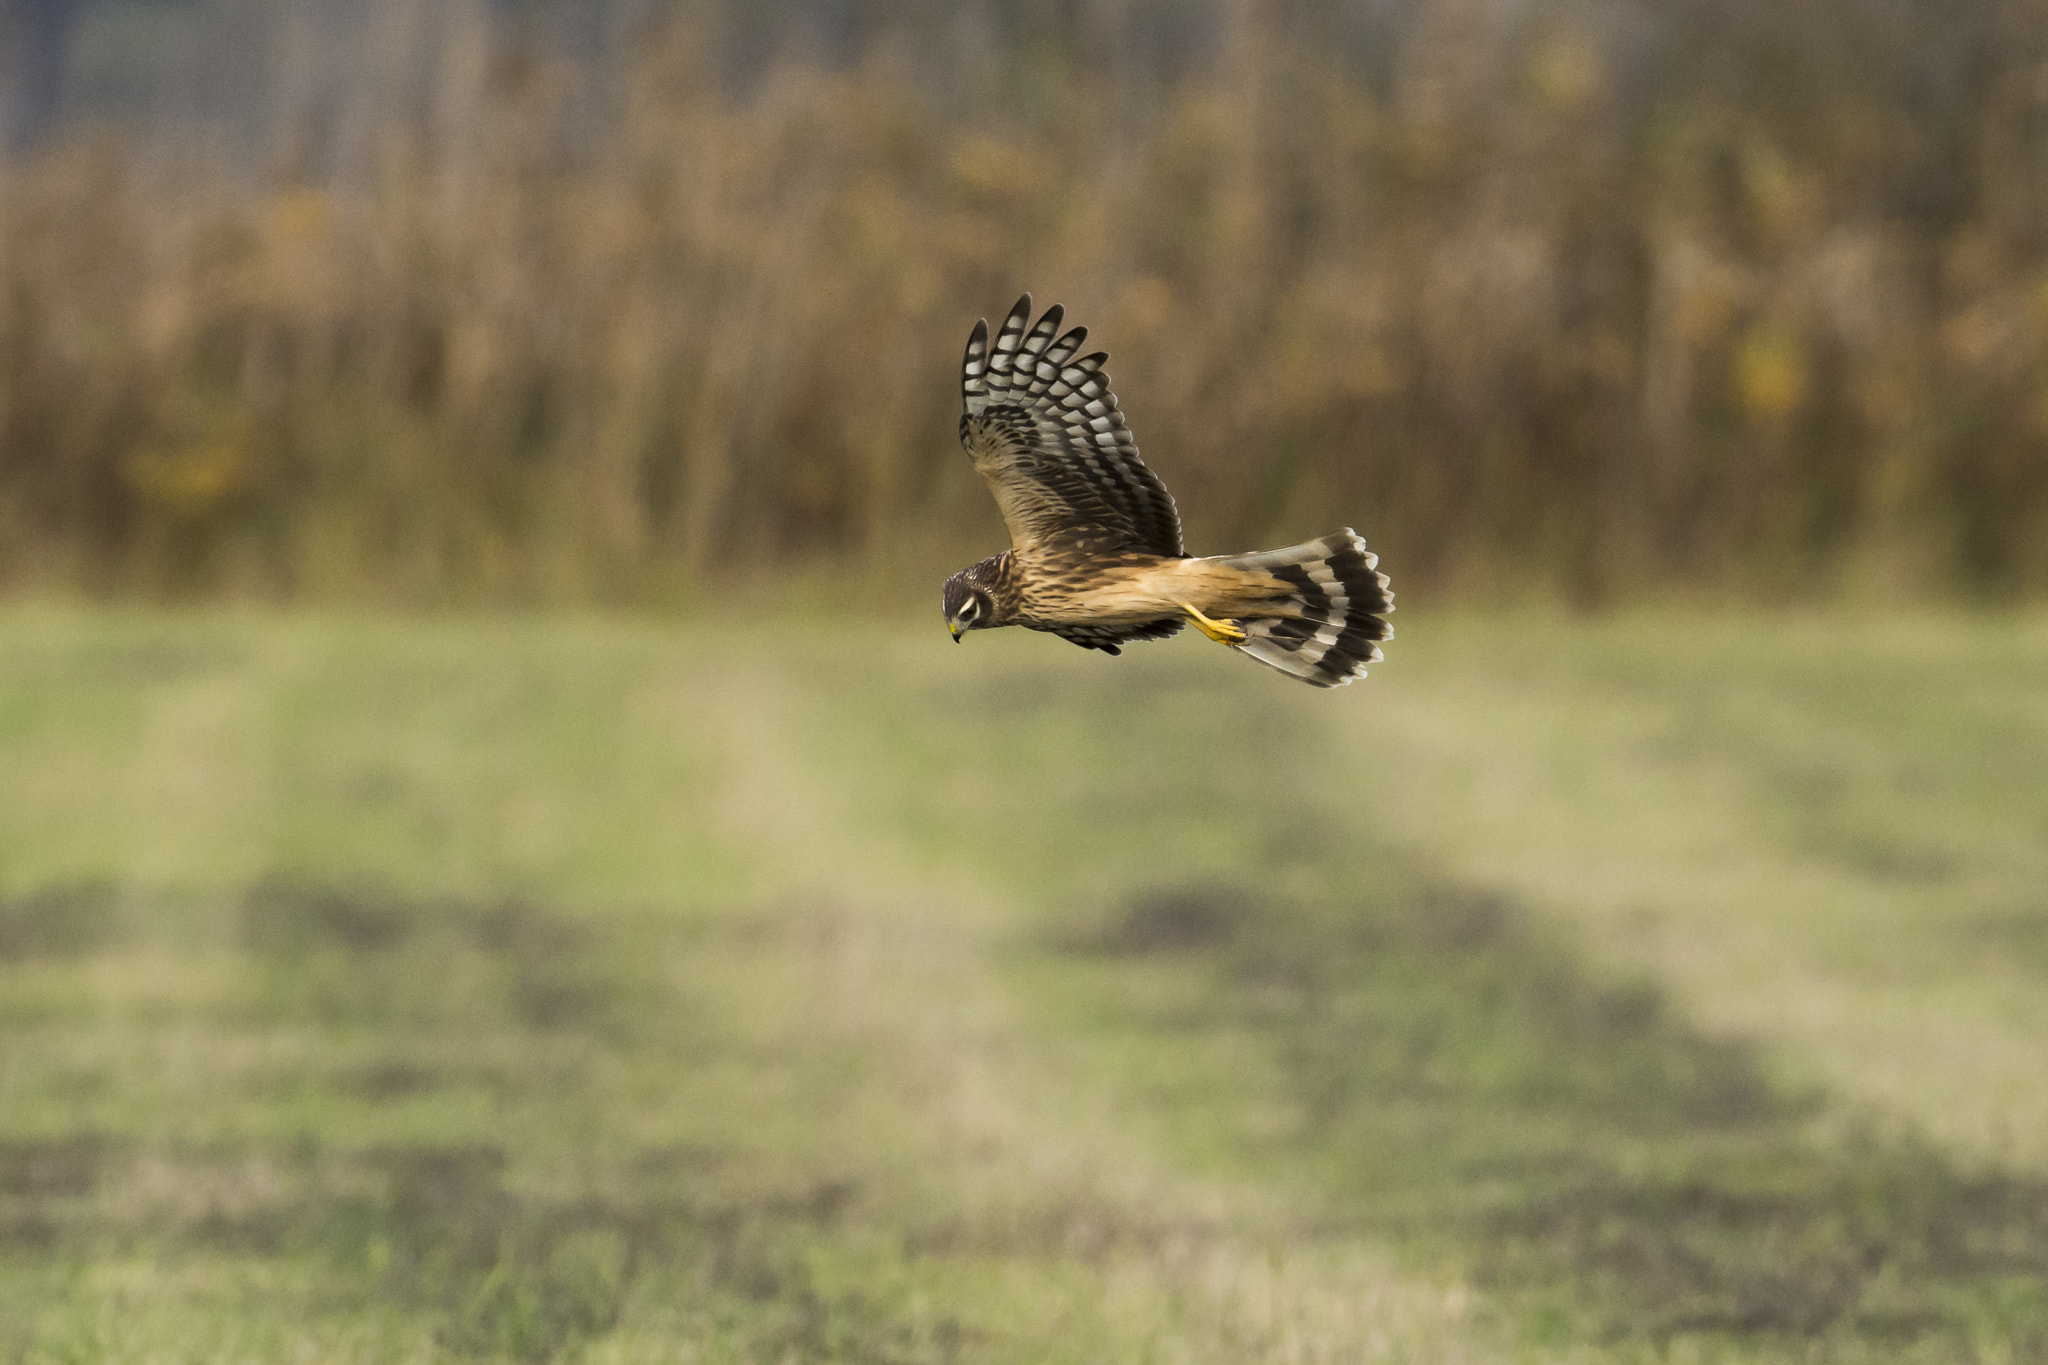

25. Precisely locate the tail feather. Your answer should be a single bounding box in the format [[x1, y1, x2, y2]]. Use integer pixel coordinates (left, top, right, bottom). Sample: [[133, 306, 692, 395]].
[[1218, 529, 1393, 688]]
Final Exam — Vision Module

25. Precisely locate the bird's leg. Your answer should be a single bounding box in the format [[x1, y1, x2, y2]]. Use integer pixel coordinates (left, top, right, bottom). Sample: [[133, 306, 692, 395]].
[[1178, 601, 1247, 645]]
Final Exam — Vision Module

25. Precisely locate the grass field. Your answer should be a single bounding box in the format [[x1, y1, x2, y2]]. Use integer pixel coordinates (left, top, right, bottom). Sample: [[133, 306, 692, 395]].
[[1, 606, 2044, 1362]]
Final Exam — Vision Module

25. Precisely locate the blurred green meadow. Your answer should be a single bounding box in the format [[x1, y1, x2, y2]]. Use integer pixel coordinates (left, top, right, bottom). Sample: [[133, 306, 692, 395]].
[[2, 605, 2044, 1363]]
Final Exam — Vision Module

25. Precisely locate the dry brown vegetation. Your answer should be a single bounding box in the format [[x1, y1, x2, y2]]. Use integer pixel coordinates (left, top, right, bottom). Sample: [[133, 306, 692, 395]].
[[2, 0, 2046, 602]]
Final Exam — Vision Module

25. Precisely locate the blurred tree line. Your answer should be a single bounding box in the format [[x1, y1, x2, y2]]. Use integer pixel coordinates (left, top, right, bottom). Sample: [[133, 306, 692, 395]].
[[1, 0, 2045, 603]]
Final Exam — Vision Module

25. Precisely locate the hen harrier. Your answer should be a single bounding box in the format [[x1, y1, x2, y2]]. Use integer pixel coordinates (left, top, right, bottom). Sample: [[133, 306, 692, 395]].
[[942, 295, 1394, 687]]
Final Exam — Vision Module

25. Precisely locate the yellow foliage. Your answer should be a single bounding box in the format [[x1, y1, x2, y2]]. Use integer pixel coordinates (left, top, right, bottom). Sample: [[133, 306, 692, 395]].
[[269, 188, 332, 244], [949, 136, 1048, 203], [123, 428, 252, 520], [1737, 329, 1809, 421], [1527, 33, 1602, 111]]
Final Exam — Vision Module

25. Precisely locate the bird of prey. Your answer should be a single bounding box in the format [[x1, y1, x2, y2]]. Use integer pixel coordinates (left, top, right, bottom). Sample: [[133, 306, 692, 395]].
[[942, 294, 1394, 687]]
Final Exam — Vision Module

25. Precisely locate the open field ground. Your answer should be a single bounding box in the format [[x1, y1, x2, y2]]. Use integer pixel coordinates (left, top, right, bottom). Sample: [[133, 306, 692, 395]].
[[0, 606, 2044, 1362]]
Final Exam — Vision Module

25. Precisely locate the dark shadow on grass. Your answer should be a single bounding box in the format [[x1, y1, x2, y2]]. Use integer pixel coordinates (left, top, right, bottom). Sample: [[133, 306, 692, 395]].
[[0, 1132, 883, 1363], [1962, 902, 2048, 975], [20, 1135, 913, 1363], [0, 883, 118, 960], [0, 1134, 127, 1252], [240, 877, 631, 1033], [1067, 885, 1251, 954], [1062, 876, 2048, 1351]]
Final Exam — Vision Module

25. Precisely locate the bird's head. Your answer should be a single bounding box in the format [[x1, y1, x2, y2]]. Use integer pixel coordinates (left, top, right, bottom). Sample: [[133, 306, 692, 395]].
[[942, 567, 996, 642]]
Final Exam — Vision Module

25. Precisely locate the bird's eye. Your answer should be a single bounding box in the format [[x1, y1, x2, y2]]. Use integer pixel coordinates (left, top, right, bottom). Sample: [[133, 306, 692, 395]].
[[961, 600, 979, 619]]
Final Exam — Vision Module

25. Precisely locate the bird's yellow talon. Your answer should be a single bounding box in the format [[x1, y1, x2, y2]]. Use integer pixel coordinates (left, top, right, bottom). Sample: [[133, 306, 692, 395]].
[[1179, 601, 1246, 645]]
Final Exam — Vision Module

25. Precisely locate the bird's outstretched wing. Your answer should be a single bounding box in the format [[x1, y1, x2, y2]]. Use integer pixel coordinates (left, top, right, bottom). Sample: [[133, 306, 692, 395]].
[[959, 295, 1184, 558]]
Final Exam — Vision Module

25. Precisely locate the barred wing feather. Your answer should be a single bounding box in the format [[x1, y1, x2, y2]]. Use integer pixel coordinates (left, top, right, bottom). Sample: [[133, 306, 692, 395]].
[[960, 295, 1184, 558]]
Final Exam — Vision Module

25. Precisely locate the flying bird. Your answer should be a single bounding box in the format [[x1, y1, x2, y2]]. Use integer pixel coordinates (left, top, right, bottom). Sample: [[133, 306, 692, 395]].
[[942, 295, 1394, 687]]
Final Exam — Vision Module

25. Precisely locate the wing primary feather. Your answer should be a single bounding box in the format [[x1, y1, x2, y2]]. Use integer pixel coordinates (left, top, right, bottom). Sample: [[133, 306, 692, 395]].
[[1043, 326, 1086, 371], [1019, 305, 1063, 368], [987, 295, 1033, 398], [962, 318, 990, 413]]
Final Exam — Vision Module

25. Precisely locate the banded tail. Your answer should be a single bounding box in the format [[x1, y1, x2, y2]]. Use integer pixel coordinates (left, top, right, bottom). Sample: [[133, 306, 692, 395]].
[[1217, 530, 1394, 688]]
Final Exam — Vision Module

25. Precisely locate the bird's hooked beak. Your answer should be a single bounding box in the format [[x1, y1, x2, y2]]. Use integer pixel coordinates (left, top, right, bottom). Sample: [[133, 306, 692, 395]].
[[948, 618, 966, 642]]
